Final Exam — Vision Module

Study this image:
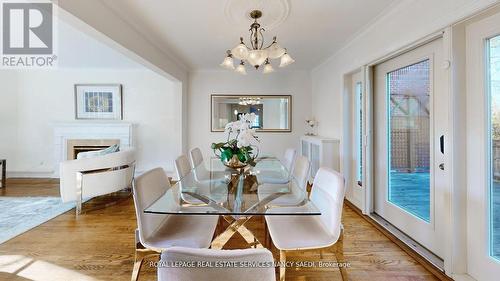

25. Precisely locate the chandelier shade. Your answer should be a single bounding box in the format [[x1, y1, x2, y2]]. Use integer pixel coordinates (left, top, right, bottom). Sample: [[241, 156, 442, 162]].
[[220, 9, 294, 74], [279, 51, 295, 68], [267, 42, 286, 59], [263, 60, 275, 74], [247, 49, 268, 67], [235, 61, 247, 75], [220, 56, 234, 70], [231, 41, 249, 60]]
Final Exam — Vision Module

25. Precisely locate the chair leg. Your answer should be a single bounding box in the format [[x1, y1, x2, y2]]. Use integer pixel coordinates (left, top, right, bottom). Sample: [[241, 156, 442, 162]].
[[333, 230, 347, 281], [279, 250, 286, 281], [131, 250, 143, 281], [263, 219, 268, 248], [76, 172, 83, 216], [132, 229, 159, 281]]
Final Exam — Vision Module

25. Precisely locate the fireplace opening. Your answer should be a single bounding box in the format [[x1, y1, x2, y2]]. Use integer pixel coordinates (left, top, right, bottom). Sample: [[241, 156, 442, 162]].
[[66, 139, 120, 160], [73, 146, 110, 159]]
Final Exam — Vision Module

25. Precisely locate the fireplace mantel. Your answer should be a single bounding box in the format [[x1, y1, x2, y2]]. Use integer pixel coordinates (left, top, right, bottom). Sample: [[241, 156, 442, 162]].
[[53, 122, 134, 177]]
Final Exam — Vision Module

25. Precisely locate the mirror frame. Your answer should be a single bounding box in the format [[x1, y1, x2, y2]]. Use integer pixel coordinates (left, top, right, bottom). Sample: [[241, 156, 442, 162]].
[[211, 94, 292, 133]]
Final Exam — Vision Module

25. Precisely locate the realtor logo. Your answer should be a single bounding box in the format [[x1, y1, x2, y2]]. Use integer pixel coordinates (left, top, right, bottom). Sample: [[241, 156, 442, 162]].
[[1, 1, 57, 67]]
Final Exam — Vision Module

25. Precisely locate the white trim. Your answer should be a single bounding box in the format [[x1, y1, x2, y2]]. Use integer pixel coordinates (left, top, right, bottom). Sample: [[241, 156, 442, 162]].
[[7, 171, 56, 178], [452, 274, 478, 281]]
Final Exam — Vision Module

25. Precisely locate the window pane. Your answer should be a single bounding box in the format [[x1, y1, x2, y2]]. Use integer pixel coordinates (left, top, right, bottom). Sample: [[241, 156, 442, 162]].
[[356, 82, 363, 184], [489, 35, 500, 260], [387, 59, 431, 222]]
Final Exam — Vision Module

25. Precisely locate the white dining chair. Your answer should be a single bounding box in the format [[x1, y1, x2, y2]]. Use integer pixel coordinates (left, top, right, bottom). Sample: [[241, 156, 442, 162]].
[[131, 168, 219, 281], [189, 147, 204, 167], [175, 155, 191, 180], [175, 154, 227, 205], [282, 148, 297, 172], [257, 155, 311, 204], [265, 167, 347, 281], [189, 147, 229, 183], [257, 148, 297, 185], [158, 247, 276, 281]]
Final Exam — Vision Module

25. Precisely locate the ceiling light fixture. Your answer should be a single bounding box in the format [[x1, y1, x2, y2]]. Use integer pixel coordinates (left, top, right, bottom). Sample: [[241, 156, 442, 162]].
[[221, 9, 294, 74], [239, 97, 261, 105]]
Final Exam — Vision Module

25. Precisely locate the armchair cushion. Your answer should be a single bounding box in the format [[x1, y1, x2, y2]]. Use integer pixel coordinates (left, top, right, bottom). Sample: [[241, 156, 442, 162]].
[[76, 144, 120, 159]]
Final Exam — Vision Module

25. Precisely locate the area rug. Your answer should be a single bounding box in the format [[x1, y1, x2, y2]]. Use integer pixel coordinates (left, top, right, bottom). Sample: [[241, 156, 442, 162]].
[[0, 197, 74, 244]]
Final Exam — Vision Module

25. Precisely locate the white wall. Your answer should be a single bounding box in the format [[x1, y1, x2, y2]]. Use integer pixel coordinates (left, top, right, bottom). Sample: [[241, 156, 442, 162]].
[[0, 71, 19, 171], [188, 70, 311, 161], [0, 68, 181, 177]]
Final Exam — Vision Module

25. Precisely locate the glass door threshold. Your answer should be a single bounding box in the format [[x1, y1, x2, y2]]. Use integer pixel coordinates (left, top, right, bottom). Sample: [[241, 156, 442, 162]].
[[370, 212, 445, 270]]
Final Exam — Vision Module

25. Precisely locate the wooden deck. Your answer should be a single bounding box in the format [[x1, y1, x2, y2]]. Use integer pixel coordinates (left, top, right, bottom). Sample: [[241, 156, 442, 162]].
[[0, 179, 439, 280]]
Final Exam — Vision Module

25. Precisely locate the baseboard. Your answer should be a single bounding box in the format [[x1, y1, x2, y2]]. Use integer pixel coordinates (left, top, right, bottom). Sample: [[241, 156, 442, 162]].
[[7, 171, 56, 178], [344, 199, 454, 281], [452, 274, 477, 281], [7, 170, 174, 179], [345, 195, 362, 210]]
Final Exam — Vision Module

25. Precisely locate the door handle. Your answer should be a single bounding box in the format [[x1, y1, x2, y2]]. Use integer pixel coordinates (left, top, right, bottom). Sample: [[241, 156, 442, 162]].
[[440, 135, 445, 154], [439, 163, 445, 171]]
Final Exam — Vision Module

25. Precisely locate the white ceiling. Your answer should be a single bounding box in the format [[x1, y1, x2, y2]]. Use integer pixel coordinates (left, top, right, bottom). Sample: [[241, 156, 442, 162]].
[[101, 0, 397, 71]]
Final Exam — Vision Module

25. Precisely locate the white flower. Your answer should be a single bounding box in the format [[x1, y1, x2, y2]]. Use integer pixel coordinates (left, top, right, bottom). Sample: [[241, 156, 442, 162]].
[[239, 120, 250, 131], [237, 128, 256, 148], [225, 121, 242, 132], [243, 113, 257, 124]]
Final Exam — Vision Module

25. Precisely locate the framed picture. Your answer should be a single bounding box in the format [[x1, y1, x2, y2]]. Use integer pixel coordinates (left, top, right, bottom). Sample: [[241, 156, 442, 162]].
[[75, 84, 123, 120]]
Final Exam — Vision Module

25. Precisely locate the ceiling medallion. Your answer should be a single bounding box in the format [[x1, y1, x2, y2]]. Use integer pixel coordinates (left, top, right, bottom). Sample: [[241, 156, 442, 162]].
[[220, 9, 294, 74]]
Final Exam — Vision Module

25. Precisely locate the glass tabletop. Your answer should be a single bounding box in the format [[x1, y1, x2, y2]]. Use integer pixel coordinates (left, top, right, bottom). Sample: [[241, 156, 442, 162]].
[[144, 157, 320, 216]]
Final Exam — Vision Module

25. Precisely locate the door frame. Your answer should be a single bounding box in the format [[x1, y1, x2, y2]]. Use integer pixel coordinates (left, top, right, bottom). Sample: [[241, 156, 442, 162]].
[[344, 70, 366, 209]]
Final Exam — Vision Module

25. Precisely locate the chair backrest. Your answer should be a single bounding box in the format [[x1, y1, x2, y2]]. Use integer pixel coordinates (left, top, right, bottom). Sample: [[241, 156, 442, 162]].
[[175, 155, 191, 180], [158, 247, 275, 281], [189, 147, 204, 168], [133, 168, 170, 246], [292, 155, 310, 190], [59, 148, 136, 203], [283, 148, 296, 172], [310, 167, 345, 240]]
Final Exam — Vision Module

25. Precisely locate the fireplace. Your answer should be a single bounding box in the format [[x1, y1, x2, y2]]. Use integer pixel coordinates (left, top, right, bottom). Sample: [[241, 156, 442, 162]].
[[53, 122, 133, 177], [66, 139, 120, 160]]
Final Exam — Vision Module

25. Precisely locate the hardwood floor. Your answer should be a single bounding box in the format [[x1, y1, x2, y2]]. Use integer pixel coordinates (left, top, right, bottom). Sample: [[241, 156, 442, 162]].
[[0, 179, 439, 281]]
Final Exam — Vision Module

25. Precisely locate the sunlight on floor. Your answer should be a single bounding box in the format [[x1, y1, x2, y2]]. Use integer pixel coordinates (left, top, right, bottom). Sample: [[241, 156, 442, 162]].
[[0, 255, 99, 281]]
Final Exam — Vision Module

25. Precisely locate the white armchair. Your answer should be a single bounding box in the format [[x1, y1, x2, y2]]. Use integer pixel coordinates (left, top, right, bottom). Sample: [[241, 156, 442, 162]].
[[59, 148, 136, 215]]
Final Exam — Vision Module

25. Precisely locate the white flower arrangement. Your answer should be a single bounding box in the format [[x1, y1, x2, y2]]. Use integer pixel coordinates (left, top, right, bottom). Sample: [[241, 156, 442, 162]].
[[212, 113, 260, 166]]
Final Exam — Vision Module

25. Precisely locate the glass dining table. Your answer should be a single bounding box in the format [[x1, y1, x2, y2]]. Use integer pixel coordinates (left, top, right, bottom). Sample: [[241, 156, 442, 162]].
[[144, 156, 320, 249]]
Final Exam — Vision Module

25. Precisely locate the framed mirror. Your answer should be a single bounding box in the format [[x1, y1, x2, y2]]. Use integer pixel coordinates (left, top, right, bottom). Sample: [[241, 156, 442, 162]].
[[211, 94, 292, 132]]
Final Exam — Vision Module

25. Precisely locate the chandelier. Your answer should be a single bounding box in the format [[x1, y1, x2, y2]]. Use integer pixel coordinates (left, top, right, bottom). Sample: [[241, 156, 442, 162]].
[[238, 97, 261, 105], [220, 10, 295, 74]]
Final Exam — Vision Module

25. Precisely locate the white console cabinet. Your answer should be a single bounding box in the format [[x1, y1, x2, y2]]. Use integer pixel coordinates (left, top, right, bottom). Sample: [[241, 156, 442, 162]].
[[300, 136, 340, 181]]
